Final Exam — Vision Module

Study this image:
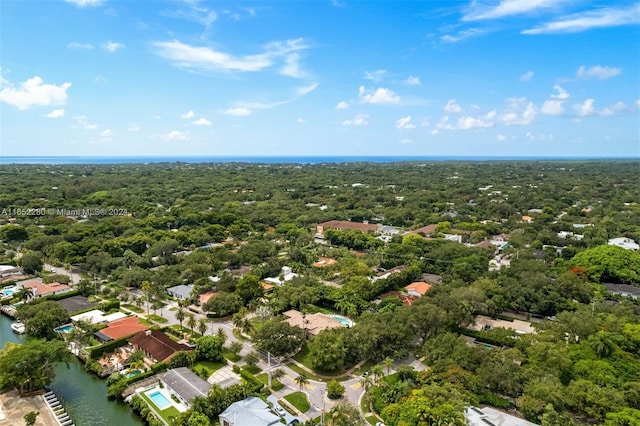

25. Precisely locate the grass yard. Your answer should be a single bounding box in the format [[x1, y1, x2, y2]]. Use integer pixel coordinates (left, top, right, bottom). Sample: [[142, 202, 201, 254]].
[[365, 415, 379, 425], [223, 351, 241, 362], [256, 373, 285, 391], [283, 392, 310, 413], [122, 304, 144, 313], [193, 360, 226, 377], [147, 314, 168, 323], [140, 391, 181, 424]]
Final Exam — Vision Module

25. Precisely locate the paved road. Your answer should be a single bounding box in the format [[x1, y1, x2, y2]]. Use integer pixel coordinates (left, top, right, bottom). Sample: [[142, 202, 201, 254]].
[[44, 263, 83, 285]]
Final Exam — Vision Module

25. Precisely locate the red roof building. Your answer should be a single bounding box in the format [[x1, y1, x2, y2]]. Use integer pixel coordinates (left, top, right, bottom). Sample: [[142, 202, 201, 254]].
[[128, 330, 192, 363], [96, 317, 149, 341]]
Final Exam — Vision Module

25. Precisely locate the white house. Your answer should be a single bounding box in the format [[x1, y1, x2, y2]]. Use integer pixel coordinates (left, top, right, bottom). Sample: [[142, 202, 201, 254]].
[[608, 237, 639, 251], [219, 396, 281, 426]]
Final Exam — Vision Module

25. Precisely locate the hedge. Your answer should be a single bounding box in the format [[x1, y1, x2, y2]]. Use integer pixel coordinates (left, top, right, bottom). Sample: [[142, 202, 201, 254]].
[[46, 290, 81, 301], [88, 336, 130, 359], [240, 368, 264, 392], [454, 327, 516, 348], [124, 362, 168, 385]]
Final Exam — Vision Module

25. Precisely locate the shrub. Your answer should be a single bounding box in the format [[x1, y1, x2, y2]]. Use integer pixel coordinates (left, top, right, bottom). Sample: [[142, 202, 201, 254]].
[[326, 379, 345, 400]]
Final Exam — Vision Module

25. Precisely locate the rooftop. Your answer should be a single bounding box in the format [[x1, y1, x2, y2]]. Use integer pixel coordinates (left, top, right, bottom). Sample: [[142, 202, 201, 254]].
[[96, 316, 149, 340], [160, 367, 211, 403], [283, 310, 345, 336], [129, 330, 192, 362]]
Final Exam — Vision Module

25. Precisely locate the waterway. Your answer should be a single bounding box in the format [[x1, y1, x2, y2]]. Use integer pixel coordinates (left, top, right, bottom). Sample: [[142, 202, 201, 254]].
[[0, 314, 143, 426]]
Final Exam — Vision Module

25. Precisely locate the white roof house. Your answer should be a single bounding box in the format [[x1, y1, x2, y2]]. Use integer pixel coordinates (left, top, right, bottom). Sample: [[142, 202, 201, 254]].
[[70, 310, 127, 325], [608, 237, 639, 251], [263, 266, 298, 286], [219, 396, 280, 426], [466, 406, 539, 426]]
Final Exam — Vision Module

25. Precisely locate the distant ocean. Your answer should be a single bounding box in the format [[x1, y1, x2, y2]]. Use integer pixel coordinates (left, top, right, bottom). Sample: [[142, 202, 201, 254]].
[[0, 155, 626, 165]]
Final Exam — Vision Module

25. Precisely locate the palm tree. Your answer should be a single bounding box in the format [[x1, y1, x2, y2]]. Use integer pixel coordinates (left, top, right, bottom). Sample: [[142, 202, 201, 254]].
[[371, 365, 384, 385], [134, 296, 143, 310], [294, 374, 309, 391], [175, 307, 186, 331], [15, 287, 34, 303], [383, 357, 394, 375], [272, 368, 285, 381], [325, 401, 366, 426], [186, 314, 197, 335], [216, 327, 227, 344], [141, 280, 150, 315], [197, 318, 208, 336]]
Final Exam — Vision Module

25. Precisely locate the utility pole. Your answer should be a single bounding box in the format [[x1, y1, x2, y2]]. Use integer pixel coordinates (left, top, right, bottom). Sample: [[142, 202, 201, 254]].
[[267, 351, 272, 388]]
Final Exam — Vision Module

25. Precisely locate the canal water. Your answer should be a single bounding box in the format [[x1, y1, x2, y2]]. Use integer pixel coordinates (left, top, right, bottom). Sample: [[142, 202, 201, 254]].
[[0, 314, 143, 426]]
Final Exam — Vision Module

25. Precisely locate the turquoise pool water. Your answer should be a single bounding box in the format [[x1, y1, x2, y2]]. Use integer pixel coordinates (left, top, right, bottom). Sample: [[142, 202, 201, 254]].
[[124, 370, 141, 379], [330, 315, 353, 327], [148, 391, 171, 410], [55, 324, 74, 333], [0, 288, 15, 297]]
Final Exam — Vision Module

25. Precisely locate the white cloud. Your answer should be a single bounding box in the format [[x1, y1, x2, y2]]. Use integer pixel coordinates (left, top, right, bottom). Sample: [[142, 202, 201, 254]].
[[358, 86, 401, 105], [400, 138, 413, 144], [440, 28, 487, 43], [577, 65, 622, 80], [520, 70, 534, 81], [436, 116, 455, 131], [444, 99, 462, 113], [406, 76, 421, 86], [181, 110, 195, 119], [335, 101, 349, 110], [395, 116, 415, 129], [103, 41, 124, 53], [224, 107, 252, 116], [100, 129, 112, 137], [83, 123, 98, 130], [128, 125, 140, 132], [163, 130, 188, 141], [65, 0, 104, 7], [574, 98, 595, 116], [295, 82, 318, 96], [364, 70, 387, 82], [296, 117, 305, 124], [541, 85, 569, 115], [501, 97, 537, 125], [153, 38, 308, 75], [67, 42, 95, 50], [600, 101, 626, 116], [0, 76, 71, 110], [464, 0, 565, 21], [45, 109, 65, 118], [343, 113, 369, 126], [456, 110, 496, 129], [522, 4, 640, 34], [496, 134, 506, 141], [192, 118, 212, 126], [280, 53, 307, 78]]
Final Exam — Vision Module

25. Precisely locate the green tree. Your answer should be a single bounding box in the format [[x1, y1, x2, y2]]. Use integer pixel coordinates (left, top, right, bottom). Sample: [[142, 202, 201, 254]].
[[235, 274, 264, 304], [186, 314, 197, 335], [195, 336, 224, 362], [175, 307, 186, 331], [253, 319, 305, 357], [23, 411, 39, 426], [0, 340, 70, 395], [203, 292, 243, 317], [197, 318, 208, 336], [244, 352, 259, 370], [17, 301, 69, 340], [326, 379, 345, 399], [294, 374, 309, 391], [309, 328, 348, 372], [19, 250, 43, 274], [325, 401, 366, 426]]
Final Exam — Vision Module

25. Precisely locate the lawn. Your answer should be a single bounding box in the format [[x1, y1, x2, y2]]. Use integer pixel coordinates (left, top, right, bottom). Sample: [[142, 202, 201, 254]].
[[284, 392, 310, 413], [256, 372, 284, 391], [122, 304, 144, 313], [193, 360, 226, 377], [365, 415, 379, 425], [140, 391, 181, 424], [223, 351, 241, 362], [353, 360, 376, 376], [147, 314, 168, 324]]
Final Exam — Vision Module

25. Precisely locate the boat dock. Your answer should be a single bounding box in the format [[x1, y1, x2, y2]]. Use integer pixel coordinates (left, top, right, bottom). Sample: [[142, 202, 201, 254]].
[[0, 305, 16, 318], [43, 390, 75, 426]]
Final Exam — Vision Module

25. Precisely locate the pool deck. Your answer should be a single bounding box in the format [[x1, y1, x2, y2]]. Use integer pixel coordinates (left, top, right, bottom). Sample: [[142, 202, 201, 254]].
[[0, 390, 59, 426]]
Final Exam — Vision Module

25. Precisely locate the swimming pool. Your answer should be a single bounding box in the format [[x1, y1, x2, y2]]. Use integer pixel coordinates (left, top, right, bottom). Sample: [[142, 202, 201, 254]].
[[147, 390, 172, 410], [55, 324, 74, 333], [125, 370, 141, 379], [330, 315, 354, 327], [0, 287, 15, 297]]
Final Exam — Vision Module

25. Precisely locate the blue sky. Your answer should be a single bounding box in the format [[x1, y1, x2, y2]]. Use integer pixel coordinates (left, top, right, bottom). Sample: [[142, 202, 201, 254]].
[[1, 0, 639, 157]]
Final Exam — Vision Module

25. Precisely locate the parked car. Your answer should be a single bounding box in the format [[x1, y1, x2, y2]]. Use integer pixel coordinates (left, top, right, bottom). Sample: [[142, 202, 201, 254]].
[[275, 405, 286, 415]]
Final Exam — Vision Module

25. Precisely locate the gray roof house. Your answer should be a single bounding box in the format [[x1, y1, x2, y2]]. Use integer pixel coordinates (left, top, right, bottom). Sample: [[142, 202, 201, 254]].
[[166, 284, 194, 300], [466, 406, 539, 426], [604, 283, 640, 299], [159, 367, 211, 407], [219, 396, 281, 426]]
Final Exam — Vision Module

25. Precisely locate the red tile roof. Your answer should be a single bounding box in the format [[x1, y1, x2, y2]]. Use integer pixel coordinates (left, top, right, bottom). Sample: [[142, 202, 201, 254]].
[[128, 330, 192, 363], [100, 317, 149, 340], [318, 220, 379, 234], [405, 281, 432, 296], [23, 281, 71, 296]]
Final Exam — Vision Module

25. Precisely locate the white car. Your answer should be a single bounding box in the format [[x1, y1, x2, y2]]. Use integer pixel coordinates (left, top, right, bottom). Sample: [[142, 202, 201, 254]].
[[275, 405, 286, 415], [376, 423, 386, 426]]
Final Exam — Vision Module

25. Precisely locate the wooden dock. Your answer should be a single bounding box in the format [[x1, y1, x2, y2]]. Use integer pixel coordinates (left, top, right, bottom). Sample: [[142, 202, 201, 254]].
[[0, 305, 17, 318]]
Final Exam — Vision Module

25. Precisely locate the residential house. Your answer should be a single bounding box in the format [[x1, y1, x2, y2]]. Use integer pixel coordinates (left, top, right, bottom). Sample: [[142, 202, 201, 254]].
[[166, 284, 195, 300], [158, 367, 211, 408], [264, 266, 298, 286], [466, 406, 538, 426], [607, 237, 640, 251], [379, 291, 418, 306], [405, 282, 432, 297], [316, 220, 379, 238], [71, 309, 127, 325], [94, 316, 149, 343], [409, 224, 437, 237], [0, 265, 21, 277], [219, 396, 281, 426], [128, 330, 192, 364], [468, 315, 536, 335], [198, 291, 217, 305], [23, 280, 71, 298], [283, 310, 346, 336], [521, 215, 533, 223], [604, 283, 640, 299], [312, 257, 337, 268]]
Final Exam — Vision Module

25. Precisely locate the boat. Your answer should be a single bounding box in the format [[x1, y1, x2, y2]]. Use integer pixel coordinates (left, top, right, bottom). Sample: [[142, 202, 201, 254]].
[[11, 321, 25, 334]]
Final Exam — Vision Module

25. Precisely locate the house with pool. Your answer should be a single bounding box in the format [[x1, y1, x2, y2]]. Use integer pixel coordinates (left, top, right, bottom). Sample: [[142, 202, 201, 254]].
[[157, 367, 211, 408], [283, 309, 353, 336]]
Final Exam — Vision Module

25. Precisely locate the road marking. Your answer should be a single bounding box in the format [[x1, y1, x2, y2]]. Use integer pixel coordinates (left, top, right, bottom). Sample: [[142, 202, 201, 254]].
[[350, 382, 362, 389]]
